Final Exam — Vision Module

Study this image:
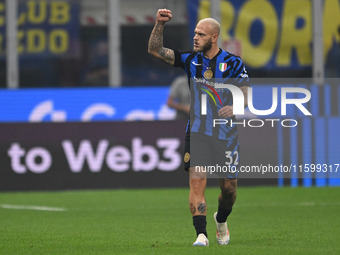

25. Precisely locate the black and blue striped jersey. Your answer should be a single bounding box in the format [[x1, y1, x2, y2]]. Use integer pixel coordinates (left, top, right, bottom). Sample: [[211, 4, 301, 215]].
[[174, 48, 250, 141]]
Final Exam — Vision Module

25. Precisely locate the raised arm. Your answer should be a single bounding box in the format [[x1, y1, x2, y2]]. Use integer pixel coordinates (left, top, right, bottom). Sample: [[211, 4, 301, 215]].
[[148, 9, 175, 66]]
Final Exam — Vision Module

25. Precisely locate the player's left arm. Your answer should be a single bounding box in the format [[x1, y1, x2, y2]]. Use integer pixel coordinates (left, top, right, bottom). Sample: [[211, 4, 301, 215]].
[[218, 59, 249, 118], [240, 85, 248, 108], [217, 86, 247, 118]]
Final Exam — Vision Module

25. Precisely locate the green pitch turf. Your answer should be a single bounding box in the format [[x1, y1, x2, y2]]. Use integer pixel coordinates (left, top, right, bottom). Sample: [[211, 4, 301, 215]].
[[1, 186, 339, 255]]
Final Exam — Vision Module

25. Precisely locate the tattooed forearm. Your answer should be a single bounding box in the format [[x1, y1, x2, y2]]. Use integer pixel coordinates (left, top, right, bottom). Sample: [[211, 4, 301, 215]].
[[148, 22, 175, 65], [197, 202, 207, 214], [148, 22, 164, 52]]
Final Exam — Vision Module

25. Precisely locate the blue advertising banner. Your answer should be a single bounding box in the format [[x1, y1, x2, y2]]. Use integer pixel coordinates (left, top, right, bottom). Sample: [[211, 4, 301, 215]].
[[0, 87, 175, 122], [0, 82, 338, 122], [187, 0, 340, 70], [0, 0, 80, 58]]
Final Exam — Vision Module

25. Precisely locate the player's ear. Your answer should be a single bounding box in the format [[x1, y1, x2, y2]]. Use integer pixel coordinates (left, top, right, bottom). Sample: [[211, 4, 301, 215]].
[[212, 33, 219, 42]]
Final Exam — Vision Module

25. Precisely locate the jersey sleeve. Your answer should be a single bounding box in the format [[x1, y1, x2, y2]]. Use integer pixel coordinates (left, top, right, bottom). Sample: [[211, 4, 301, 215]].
[[232, 57, 250, 87], [174, 50, 191, 70]]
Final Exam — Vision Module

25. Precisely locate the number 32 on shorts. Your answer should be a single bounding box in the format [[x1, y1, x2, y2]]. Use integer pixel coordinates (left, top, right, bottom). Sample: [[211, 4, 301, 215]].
[[225, 151, 239, 166]]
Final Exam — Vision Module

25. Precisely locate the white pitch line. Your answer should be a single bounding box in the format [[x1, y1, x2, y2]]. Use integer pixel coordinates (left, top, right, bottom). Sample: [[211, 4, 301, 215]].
[[236, 202, 340, 207], [0, 204, 67, 212], [299, 202, 315, 206]]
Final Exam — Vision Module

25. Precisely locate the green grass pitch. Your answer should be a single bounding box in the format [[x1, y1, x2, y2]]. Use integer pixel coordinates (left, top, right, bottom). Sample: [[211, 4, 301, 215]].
[[1, 186, 339, 255]]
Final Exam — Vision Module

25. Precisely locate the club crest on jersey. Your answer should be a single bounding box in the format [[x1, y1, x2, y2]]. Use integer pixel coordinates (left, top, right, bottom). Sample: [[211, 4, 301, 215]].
[[203, 70, 213, 79], [184, 152, 190, 163], [219, 63, 227, 72]]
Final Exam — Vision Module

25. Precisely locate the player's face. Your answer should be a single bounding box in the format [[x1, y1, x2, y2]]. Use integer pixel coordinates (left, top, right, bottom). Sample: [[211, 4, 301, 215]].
[[193, 22, 214, 53]]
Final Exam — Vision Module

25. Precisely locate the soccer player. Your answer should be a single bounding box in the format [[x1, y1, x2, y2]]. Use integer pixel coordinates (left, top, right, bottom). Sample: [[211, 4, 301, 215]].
[[148, 9, 249, 246], [167, 75, 190, 121]]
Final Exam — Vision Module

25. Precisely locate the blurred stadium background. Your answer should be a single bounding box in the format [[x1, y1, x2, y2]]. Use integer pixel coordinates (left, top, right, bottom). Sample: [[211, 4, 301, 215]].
[[0, 0, 339, 190], [1, 0, 340, 254]]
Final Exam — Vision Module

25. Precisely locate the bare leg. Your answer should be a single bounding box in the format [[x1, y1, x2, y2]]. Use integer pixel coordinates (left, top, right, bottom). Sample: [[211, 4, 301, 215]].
[[189, 166, 207, 215], [214, 178, 236, 245], [218, 178, 237, 211], [189, 166, 209, 240]]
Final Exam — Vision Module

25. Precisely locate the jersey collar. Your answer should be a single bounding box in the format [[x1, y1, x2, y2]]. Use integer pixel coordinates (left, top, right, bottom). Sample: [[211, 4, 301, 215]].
[[201, 48, 222, 61]]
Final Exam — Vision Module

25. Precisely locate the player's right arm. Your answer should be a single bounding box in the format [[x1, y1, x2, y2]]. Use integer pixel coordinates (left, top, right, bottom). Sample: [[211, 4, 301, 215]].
[[148, 9, 175, 66]]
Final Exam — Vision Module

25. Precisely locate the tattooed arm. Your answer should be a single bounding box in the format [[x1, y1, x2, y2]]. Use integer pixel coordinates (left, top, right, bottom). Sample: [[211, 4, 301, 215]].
[[148, 9, 175, 66]]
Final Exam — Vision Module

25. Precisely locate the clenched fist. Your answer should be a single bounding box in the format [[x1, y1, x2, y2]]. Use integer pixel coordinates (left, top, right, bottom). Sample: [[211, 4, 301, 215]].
[[156, 9, 172, 23]]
